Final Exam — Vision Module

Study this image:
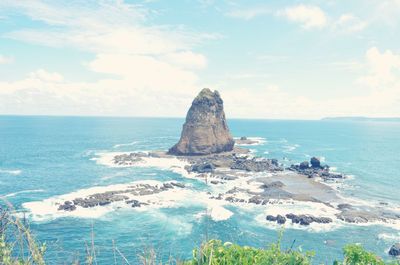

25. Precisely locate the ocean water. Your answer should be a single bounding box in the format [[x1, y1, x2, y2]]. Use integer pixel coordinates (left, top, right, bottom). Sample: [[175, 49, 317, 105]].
[[0, 116, 399, 264]]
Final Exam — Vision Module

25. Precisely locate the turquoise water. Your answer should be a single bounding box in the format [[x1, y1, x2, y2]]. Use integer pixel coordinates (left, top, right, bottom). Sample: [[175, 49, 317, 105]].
[[0, 116, 399, 264]]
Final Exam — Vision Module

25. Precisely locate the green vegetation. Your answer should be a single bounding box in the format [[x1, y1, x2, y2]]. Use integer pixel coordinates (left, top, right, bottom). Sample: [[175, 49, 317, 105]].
[[0, 206, 399, 265], [183, 239, 314, 265]]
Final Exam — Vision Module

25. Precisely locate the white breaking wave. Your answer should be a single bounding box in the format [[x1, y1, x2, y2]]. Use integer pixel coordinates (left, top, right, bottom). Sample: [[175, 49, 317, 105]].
[[378, 232, 400, 242], [91, 151, 400, 232], [0, 169, 22, 175], [22, 179, 234, 223], [283, 144, 300, 153], [2, 189, 44, 198], [113, 141, 139, 148]]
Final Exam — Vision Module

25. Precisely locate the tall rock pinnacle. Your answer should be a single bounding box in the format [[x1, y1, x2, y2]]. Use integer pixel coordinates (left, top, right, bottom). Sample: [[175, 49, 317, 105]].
[[168, 88, 234, 155]]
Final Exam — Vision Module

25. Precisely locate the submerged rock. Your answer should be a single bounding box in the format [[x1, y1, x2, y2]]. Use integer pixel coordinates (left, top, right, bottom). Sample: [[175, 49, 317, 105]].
[[168, 88, 234, 155]]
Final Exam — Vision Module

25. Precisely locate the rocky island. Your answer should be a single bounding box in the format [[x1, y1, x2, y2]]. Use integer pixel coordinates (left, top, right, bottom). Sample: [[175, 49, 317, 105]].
[[168, 88, 235, 155], [47, 88, 400, 256]]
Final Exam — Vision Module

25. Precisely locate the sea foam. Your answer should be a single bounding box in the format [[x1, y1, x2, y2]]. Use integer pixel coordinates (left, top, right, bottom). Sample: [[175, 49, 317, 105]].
[[0, 169, 22, 175]]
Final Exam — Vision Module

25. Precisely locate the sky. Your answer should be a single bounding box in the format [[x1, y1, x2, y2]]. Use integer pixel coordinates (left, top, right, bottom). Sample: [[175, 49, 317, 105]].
[[0, 0, 399, 119]]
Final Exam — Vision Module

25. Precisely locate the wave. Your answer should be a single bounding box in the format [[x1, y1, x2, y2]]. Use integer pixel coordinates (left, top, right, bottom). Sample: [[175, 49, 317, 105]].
[[2, 189, 44, 198], [91, 151, 400, 232], [378, 232, 400, 242], [113, 141, 139, 148], [100, 171, 130, 181], [0, 169, 22, 175], [22, 179, 234, 223], [282, 144, 300, 153], [234, 137, 267, 146]]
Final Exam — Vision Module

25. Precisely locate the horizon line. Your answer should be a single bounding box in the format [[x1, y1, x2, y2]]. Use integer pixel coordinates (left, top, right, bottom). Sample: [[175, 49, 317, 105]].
[[0, 114, 399, 121]]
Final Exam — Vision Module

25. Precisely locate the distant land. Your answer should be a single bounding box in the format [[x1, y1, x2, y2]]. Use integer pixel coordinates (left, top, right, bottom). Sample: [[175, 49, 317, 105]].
[[322, 116, 400, 122]]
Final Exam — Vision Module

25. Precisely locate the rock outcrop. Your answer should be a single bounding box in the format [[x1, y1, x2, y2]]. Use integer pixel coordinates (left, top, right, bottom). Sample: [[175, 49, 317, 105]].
[[289, 157, 343, 180], [389, 243, 400, 256], [168, 88, 234, 155]]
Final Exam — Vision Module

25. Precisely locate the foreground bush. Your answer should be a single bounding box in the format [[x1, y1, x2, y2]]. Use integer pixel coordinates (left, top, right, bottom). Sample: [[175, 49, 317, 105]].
[[183, 239, 314, 265], [334, 244, 399, 265]]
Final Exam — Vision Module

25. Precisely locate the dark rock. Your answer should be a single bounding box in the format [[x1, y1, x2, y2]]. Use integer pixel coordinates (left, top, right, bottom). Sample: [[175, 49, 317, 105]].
[[389, 243, 400, 256], [168, 88, 234, 155], [249, 195, 264, 205], [240, 136, 247, 140], [171, 182, 185, 188], [286, 213, 296, 219], [310, 157, 321, 168], [113, 153, 144, 165], [285, 213, 332, 226], [58, 202, 76, 211], [288, 158, 343, 180], [277, 215, 286, 224], [190, 162, 215, 173], [261, 181, 285, 189], [314, 217, 333, 223], [126, 200, 142, 208], [266, 215, 277, 222], [266, 214, 286, 224], [299, 161, 309, 169], [231, 156, 283, 172], [163, 183, 174, 189]]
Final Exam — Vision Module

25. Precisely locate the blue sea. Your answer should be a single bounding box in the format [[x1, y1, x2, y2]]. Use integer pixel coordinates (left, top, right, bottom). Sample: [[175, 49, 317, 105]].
[[0, 116, 399, 264]]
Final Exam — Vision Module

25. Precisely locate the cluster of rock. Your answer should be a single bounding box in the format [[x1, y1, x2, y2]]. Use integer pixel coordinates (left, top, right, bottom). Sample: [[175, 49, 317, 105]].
[[231, 156, 282, 172], [168, 88, 234, 156], [57, 182, 185, 211], [266, 213, 332, 226], [186, 154, 283, 174], [288, 157, 343, 180], [113, 152, 144, 165]]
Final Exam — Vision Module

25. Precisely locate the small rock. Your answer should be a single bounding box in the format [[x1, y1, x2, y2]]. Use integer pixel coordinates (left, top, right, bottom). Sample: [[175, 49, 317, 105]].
[[310, 157, 321, 168], [389, 243, 400, 256], [266, 215, 277, 222], [299, 161, 309, 169], [276, 215, 286, 224]]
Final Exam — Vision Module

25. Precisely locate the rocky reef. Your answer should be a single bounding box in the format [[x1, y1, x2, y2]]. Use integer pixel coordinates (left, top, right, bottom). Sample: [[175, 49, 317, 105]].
[[266, 214, 332, 226], [57, 182, 185, 212], [168, 88, 234, 155]]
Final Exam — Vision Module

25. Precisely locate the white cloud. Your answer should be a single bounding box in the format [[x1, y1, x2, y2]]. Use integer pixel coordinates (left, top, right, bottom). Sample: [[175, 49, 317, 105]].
[[0, 1, 211, 117], [226, 7, 270, 20], [220, 47, 400, 119], [0, 55, 13, 64], [333, 14, 367, 33], [161, 51, 207, 69], [277, 5, 327, 29], [1, 1, 216, 55], [358, 47, 400, 87], [28, 69, 64, 83]]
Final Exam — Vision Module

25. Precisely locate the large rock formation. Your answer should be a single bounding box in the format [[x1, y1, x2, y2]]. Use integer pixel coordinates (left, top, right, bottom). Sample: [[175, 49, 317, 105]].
[[168, 88, 234, 155]]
